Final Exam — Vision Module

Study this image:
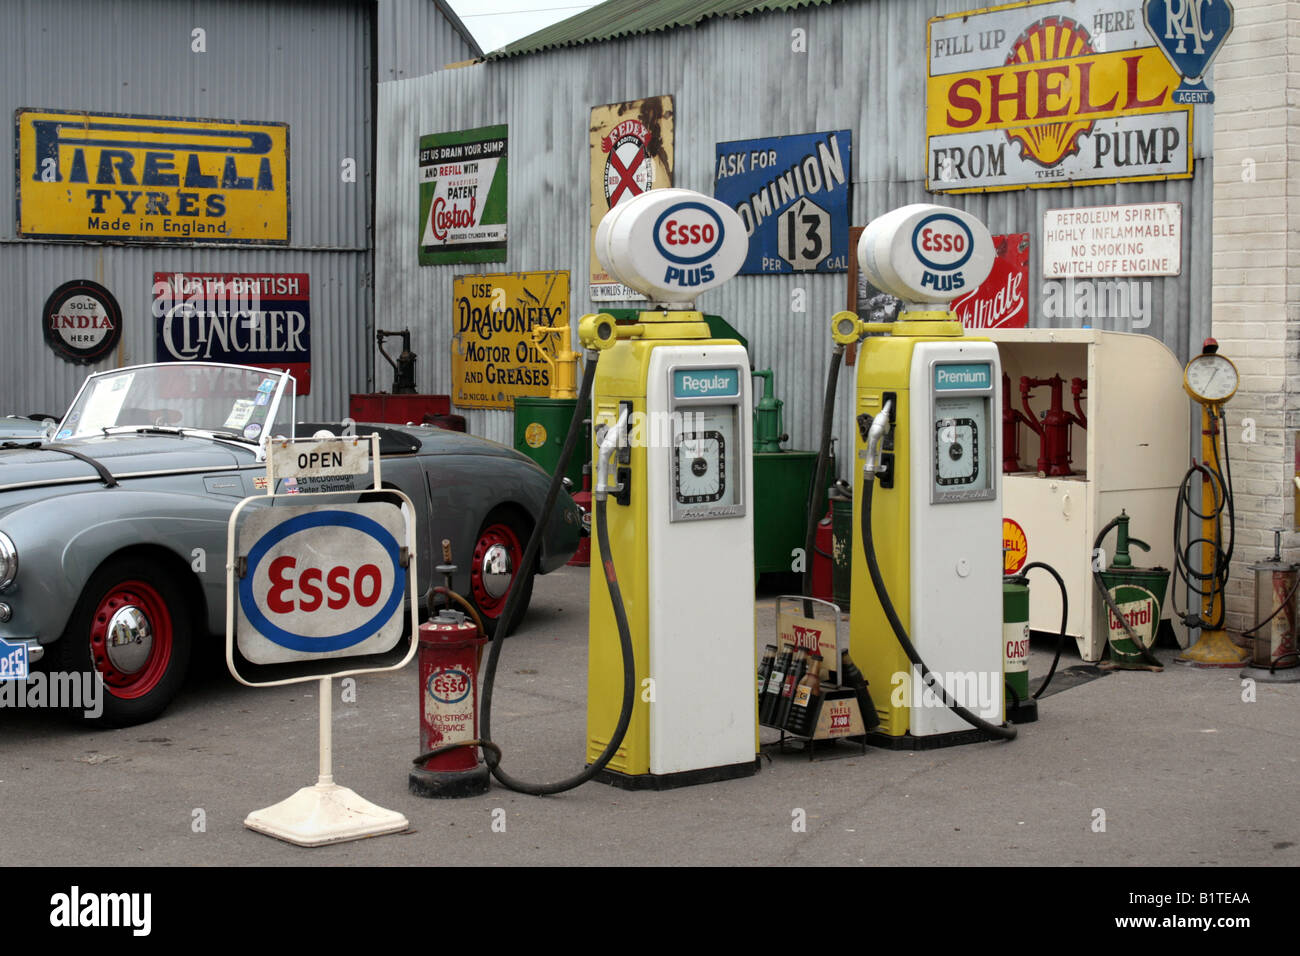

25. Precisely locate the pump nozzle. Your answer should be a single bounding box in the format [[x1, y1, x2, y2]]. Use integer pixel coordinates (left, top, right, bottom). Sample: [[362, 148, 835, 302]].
[[594, 407, 630, 502], [860, 400, 893, 476]]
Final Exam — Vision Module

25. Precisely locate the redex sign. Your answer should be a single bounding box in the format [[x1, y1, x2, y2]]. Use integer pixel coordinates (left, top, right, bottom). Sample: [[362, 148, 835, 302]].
[[18, 109, 289, 243], [236, 504, 407, 665]]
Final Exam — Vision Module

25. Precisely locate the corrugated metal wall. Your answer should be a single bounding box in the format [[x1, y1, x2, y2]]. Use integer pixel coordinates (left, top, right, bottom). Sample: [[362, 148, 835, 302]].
[[0, 0, 375, 420], [375, 0, 1213, 459], [378, 0, 481, 79]]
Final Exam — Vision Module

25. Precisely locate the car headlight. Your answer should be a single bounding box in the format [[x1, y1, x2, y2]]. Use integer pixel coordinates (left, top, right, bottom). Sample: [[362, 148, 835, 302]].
[[0, 532, 17, 591]]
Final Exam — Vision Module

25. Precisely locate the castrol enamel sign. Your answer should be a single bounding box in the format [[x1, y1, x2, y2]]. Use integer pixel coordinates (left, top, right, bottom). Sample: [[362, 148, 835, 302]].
[[858, 204, 994, 308], [596, 189, 747, 303], [236, 503, 409, 665]]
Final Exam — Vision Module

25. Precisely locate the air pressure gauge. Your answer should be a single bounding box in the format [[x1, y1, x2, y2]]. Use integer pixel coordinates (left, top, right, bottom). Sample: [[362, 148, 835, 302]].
[[1183, 350, 1238, 405]]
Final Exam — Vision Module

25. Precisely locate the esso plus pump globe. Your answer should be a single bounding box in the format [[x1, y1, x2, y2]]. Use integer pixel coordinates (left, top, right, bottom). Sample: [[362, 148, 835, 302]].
[[596, 188, 748, 304], [857, 204, 995, 310]]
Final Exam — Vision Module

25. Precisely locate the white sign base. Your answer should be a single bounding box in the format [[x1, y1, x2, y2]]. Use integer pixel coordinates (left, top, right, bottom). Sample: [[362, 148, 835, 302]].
[[244, 782, 409, 848], [244, 676, 409, 847]]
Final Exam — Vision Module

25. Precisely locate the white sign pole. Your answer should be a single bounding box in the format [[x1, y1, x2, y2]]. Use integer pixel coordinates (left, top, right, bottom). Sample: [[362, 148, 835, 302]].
[[243, 675, 410, 847], [236, 434, 411, 848]]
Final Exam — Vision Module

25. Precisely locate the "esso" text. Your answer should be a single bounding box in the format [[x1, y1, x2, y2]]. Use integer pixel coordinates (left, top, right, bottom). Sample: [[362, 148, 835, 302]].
[[661, 219, 716, 246], [266, 555, 383, 613], [919, 227, 966, 254]]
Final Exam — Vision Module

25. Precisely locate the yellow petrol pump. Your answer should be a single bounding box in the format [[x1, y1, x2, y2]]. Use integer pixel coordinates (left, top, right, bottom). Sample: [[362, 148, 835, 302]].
[[830, 205, 1015, 747], [580, 188, 760, 788]]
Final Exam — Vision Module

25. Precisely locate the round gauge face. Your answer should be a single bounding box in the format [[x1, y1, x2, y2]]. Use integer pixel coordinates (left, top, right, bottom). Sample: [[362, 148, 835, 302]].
[[932, 394, 992, 499], [671, 405, 740, 515], [1184, 353, 1238, 404], [935, 417, 979, 485], [675, 430, 725, 502]]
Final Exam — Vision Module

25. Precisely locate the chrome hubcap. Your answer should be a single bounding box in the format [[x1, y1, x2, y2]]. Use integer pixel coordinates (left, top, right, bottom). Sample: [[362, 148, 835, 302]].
[[480, 543, 514, 598], [105, 606, 153, 674]]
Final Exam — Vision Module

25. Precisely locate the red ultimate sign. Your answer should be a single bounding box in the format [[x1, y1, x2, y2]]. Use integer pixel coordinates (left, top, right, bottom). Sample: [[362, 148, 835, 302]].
[[953, 233, 1029, 330]]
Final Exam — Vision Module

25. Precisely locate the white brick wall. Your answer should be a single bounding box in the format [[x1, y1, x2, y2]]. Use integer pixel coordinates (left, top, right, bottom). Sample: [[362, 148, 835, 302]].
[[1211, 0, 1300, 633]]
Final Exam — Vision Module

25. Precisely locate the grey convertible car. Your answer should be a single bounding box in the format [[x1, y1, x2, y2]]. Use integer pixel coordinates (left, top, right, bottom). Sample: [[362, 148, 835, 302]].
[[0, 362, 580, 726]]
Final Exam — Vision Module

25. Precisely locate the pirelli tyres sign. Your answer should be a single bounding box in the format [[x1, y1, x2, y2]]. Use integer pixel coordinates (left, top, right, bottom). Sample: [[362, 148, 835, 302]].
[[17, 109, 289, 243], [927, 1, 1193, 192]]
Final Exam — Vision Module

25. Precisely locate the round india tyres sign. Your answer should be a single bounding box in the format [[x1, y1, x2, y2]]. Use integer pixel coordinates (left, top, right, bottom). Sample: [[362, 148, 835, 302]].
[[236, 503, 408, 665], [858, 203, 994, 308], [596, 188, 747, 303]]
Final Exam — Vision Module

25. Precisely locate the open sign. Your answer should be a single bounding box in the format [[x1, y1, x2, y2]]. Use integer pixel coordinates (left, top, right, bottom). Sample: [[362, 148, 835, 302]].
[[236, 504, 408, 664]]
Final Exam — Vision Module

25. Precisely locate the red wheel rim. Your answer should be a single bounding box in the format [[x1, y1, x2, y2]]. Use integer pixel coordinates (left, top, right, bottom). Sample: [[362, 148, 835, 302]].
[[89, 580, 173, 699], [470, 523, 522, 619]]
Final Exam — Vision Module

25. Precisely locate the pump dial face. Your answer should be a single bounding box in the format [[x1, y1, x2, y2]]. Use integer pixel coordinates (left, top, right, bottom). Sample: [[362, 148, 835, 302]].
[[1184, 353, 1238, 405], [675, 431, 725, 502], [932, 395, 992, 501], [672, 405, 739, 515]]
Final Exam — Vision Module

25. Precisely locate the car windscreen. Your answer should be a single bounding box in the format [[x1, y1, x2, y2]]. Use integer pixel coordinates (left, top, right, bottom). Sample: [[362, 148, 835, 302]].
[[59, 364, 292, 442]]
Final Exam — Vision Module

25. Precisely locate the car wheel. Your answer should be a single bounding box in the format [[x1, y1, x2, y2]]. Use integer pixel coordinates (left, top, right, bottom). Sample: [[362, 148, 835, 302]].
[[55, 558, 192, 727], [469, 516, 534, 638]]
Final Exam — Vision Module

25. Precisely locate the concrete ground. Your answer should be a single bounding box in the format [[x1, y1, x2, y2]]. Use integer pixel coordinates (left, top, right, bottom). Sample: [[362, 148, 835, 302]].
[[0, 563, 1296, 870]]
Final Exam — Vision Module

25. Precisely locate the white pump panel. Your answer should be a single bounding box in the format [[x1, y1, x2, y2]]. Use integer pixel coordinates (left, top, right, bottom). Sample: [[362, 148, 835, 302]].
[[907, 340, 1005, 734], [644, 344, 755, 774]]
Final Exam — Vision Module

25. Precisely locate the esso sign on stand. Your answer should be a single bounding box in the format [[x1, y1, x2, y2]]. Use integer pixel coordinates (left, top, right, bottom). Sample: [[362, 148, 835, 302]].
[[596, 188, 747, 304], [236, 504, 408, 665], [858, 204, 994, 309]]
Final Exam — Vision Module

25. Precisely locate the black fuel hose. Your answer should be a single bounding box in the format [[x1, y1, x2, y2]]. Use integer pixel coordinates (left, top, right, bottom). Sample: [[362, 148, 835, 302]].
[[1007, 561, 1068, 699], [1171, 406, 1235, 631], [859, 478, 1016, 741], [1092, 516, 1164, 669], [801, 345, 844, 615], [475, 350, 638, 795]]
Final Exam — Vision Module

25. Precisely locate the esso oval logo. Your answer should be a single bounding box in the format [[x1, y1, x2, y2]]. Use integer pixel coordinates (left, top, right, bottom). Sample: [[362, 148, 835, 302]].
[[653, 202, 726, 265], [428, 667, 472, 705], [239, 509, 406, 656], [911, 213, 974, 272]]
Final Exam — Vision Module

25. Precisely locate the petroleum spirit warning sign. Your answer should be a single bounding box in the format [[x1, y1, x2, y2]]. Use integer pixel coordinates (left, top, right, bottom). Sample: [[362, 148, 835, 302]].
[[926, 1, 1192, 192], [17, 109, 289, 243], [451, 271, 568, 409]]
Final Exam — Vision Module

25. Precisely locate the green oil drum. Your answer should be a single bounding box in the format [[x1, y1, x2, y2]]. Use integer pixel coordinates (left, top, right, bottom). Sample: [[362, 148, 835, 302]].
[[1097, 566, 1170, 668], [513, 397, 585, 487], [1003, 579, 1030, 706]]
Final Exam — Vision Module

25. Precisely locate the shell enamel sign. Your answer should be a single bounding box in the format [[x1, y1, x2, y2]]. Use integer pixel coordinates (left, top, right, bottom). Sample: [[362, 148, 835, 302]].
[[927, 1, 1193, 192]]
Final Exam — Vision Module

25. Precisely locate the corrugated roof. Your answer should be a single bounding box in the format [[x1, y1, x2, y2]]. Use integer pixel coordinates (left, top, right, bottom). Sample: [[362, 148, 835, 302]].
[[483, 0, 837, 60]]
